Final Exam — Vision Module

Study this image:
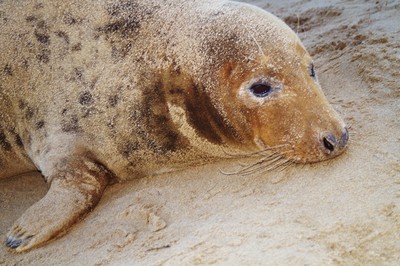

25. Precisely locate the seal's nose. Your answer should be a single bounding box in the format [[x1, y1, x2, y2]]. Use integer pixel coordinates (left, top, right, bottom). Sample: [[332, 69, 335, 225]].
[[322, 127, 349, 154], [323, 134, 336, 153], [339, 127, 349, 148]]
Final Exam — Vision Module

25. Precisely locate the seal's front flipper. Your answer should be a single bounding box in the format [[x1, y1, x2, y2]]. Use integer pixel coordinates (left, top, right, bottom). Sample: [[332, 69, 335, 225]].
[[5, 160, 111, 252]]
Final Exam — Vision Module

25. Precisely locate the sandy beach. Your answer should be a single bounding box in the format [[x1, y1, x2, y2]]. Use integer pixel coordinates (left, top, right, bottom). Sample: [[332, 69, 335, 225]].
[[1, 0, 399, 265]]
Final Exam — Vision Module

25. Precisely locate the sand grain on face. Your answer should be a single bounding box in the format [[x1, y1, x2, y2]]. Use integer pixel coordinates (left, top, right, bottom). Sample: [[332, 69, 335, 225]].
[[1, 0, 399, 264]]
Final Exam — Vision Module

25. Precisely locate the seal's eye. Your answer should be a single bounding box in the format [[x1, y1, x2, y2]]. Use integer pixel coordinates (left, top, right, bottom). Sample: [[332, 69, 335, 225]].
[[309, 63, 316, 79], [249, 83, 273, 97]]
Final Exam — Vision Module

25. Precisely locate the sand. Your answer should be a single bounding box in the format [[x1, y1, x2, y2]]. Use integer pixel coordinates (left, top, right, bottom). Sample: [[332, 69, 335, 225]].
[[1, 0, 399, 265]]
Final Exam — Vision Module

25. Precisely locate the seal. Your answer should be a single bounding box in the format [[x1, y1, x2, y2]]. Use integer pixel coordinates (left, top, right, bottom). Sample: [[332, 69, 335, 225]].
[[0, 0, 348, 251]]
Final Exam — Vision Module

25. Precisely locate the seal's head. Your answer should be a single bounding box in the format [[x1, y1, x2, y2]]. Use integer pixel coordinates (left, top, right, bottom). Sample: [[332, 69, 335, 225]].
[[186, 2, 348, 163]]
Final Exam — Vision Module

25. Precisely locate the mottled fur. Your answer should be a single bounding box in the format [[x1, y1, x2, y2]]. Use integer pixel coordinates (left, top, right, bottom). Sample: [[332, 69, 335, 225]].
[[0, 0, 347, 251]]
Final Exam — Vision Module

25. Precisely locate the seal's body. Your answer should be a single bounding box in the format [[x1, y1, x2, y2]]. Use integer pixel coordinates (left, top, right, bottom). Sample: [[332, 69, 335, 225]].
[[1, 0, 348, 251]]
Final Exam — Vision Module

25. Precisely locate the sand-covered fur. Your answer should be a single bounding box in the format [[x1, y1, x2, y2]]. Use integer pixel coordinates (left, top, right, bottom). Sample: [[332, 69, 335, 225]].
[[0, 0, 347, 252]]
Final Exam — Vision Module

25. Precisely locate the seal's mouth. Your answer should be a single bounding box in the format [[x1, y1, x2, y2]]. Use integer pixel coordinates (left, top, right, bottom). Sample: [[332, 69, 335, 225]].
[[254, 126, 349, 164], [221, 127, 349, 176]]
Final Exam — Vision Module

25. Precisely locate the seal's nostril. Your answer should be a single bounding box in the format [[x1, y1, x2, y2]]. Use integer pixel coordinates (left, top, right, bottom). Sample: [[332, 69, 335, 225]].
[[340, 127, 349, 147], [323, 135, 335, 152]]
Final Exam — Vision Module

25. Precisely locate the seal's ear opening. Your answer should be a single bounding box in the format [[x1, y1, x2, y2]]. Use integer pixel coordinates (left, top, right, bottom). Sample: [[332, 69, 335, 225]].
[[309, 63, 317, 79]]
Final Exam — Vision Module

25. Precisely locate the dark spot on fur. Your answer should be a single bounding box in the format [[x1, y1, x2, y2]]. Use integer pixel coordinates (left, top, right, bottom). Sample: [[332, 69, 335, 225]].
[[25, 107, 35, 120], [19, 100, 27, 110], [185, 82, 239, 145], [37, 49, 50, 63], [155, 114, 168, 124], [3, 64, 12, 76], [0, 11, 7, 24], [34, 3, 44, 9], [36, 20, 47, 29], [169, 87, 184, 95], [122, 142, 139, 158], [79, 91, 93, 106], [96, 0, 151, 61], [185, 86, 222, 144], [62, 115, 80, 132], [61, 108, 68, 115], [26, 15, 37, 23], [71, 43, 82, 51], [101, 2, 141, 36], [110, 43, 132, 60], [130, 81, 183, 153], [9, 128, 24, 148], [174, 65, 181, 76], [74, 68, 84, 80], [26, 134, 32, 147], [55, 31, 69, 44], [82, 107, 96, 118], [65, 17, 76, 25], [63, 13, 81, 25], [36, 120, 45, 129], [90, 77, 98, 90], [102, 19, 139, 36], [14, 134, 23, 147], [31, 19, 51, 63], [156, 130, 179, 152], [108, 95, 119, 107], [34, 29, 50, 45], [107, 120, 115, 129], [0, 130, 12, 151], [22, 59, 29, 70]]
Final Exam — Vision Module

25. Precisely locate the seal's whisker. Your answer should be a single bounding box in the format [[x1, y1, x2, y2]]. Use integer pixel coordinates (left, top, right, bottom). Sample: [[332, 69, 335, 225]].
[[296, 14, 300, 34], [347, 127, 357, 136], [219, 145, 296, 176], [220, 152, 281, 175], [1, 0, 352, 253], [236, 153, 279, 167], [220, 156, 274, 175], [348, 130, 358, 137], [346, 123, 357, 133], [243, 24, 268, 62], [222, 149, 263, 158], [237, 155, 284, 176], [259, 146, 294, 157], [261, 157, 290, 172], [221, 143, 290, 159], [231, 150, 296, 176], [240, 156, 292, 176], [277, 161, 293, 172]]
